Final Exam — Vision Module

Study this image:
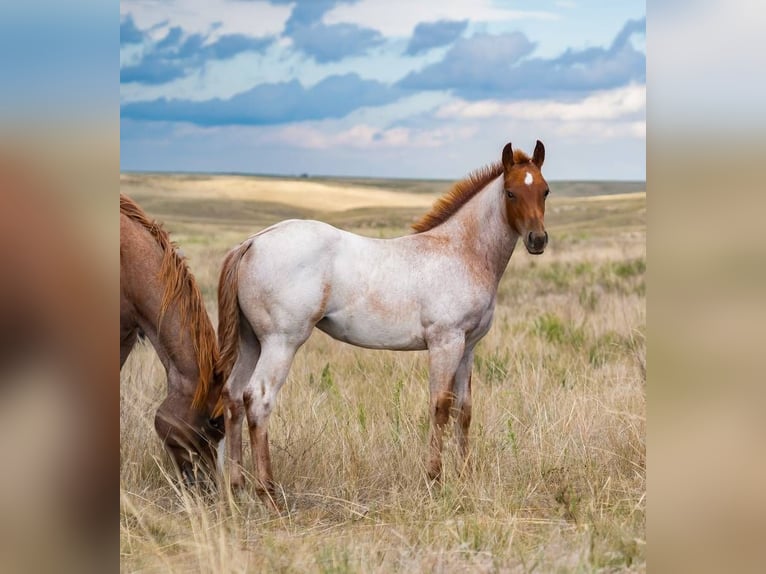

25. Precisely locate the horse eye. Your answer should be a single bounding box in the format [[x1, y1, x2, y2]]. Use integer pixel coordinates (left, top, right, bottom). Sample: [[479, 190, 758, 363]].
[[544, 188, 550, 198], [209, 416, 224, 431], [505, 190, 515, 199]]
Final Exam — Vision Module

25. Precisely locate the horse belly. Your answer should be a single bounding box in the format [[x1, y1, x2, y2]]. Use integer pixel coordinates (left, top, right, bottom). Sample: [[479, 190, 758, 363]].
[[316, 310, 426, 351]]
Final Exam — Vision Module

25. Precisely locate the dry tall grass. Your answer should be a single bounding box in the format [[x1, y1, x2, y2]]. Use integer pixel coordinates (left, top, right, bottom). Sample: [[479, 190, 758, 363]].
[[120, 176, 645, 572]]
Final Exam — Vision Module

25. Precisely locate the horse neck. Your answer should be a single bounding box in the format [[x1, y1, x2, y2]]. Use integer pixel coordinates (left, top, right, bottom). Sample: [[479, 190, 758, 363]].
[[129, 276, 213, 445], [138, 295, 201, 403], [436, 175, 519, 283], [123, 231, 203, 406]]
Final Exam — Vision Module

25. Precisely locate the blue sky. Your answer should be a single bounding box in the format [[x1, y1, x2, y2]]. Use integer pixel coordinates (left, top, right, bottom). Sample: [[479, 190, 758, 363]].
[[120, 1, 645, 180]]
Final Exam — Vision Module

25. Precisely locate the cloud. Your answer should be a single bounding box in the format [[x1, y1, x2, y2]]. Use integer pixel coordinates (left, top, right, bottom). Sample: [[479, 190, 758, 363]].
[[121, 112, 645, 179], [269, 122, 479, 150], [434, 84, 646, 141], [120, 24, 273, 85], [405, 19, 468, 56], [398, 18, 645, 100], [120, 15, 145, 46], [121, 73, 404, 125], [436, 84, 646, 122], [611, 17, 646, 52], [270, 1, 382, 63], [555, 119, 645, 140], [121, 57, 187, 85], [270, 0, 358, 30], [206, 33, 273, 59], [323, 0, 556, 36], [120, 0, 290, 40], [288, 22, 384, 63], [399, 32, 536, 93]]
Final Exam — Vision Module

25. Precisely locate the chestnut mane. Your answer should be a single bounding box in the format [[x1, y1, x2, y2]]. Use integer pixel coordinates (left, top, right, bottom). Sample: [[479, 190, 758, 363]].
[[120, 194, 218, 412], [411, 149, 532, 233]]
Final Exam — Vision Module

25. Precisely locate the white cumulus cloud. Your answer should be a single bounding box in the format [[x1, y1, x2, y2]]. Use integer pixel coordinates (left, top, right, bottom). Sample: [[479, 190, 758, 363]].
[[120, 0, 290, 41], [436, 84, 646, 123], [323, 0, 557, 37]]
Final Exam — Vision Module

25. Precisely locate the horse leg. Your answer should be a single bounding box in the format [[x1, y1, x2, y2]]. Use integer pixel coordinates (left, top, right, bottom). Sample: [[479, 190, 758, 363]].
[[223, 335, 260, 491], [223, 390, 245, 490], [453, 348, 475, 475], [426, 333, 465, 482], [243, 338, 300, 511]]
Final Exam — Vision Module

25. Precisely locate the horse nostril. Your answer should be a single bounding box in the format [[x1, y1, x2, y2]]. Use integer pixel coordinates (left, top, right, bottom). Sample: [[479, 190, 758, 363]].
[[544, 231, 549, 245], [527, 232, 533, 245]]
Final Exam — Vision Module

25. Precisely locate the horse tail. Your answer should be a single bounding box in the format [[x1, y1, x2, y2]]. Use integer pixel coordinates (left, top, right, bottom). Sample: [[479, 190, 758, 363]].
[[211, 240, 253, 417]]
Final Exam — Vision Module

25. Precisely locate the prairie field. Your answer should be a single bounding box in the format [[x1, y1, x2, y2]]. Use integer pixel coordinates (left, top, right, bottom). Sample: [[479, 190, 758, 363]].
[[120, 173, 646, 573]]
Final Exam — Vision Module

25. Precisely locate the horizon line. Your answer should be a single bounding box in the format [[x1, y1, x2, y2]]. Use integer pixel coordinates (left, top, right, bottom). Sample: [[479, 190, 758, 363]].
[[119, 168, 646, 184]]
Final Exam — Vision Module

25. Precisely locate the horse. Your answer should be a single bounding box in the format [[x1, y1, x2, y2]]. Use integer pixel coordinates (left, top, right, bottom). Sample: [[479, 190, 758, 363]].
[[216, 141, 549, 508], [120, 194, 225, 483]]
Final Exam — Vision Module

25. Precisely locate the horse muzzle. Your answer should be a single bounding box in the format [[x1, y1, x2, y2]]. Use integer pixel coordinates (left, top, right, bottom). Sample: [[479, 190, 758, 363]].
[[524, 230, 548, 255]]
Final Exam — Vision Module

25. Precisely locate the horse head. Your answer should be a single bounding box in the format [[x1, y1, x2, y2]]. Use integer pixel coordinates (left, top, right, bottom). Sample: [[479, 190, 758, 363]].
[[154, 385, 225, 486], [501, 140, 549, 255]]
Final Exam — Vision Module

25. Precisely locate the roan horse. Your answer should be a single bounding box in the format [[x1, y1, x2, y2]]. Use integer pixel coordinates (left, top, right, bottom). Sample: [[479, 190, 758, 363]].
[[217, 141, 549, 507], [120, 194, 224, 482]]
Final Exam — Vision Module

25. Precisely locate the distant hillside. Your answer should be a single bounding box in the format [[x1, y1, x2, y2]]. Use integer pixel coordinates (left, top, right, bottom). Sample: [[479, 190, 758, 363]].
[[121, 171, 644, 199], [302, 176, 645, 198]]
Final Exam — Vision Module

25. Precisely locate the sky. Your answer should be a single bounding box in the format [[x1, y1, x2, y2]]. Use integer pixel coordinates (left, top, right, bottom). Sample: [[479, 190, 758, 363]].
[[120, 1, 645, 180]]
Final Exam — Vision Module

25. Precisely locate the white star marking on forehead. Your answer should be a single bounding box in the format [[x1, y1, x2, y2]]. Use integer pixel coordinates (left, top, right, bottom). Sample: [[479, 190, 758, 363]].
[[524, 172, 534, 185]]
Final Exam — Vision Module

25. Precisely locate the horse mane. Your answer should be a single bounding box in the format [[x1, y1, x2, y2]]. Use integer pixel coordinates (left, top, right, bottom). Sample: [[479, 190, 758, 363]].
[[411, 149, 532, 233], [120, 194, 219, 412]]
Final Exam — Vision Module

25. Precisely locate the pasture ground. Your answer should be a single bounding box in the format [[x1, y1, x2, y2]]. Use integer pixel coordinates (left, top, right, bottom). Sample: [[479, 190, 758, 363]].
[[120, 173, 646, 572]]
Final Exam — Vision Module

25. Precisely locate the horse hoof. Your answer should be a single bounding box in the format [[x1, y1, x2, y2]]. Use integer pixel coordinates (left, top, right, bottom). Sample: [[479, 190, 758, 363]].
[[256, 487, 283, 514]]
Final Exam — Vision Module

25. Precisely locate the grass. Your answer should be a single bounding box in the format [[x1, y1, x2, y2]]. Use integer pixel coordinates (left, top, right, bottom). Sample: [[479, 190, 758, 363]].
[[120, 174, 645, 572]]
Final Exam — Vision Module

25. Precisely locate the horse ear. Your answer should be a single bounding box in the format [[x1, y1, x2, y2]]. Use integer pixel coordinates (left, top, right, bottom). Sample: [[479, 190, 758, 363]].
[[533, 140, 545, 168], [502, 142, 514, 170]]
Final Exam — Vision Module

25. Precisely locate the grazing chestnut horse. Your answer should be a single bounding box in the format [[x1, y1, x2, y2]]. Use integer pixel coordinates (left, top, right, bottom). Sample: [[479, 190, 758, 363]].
[[120, 194, 224, 482], [217, 141, 549, 507]]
